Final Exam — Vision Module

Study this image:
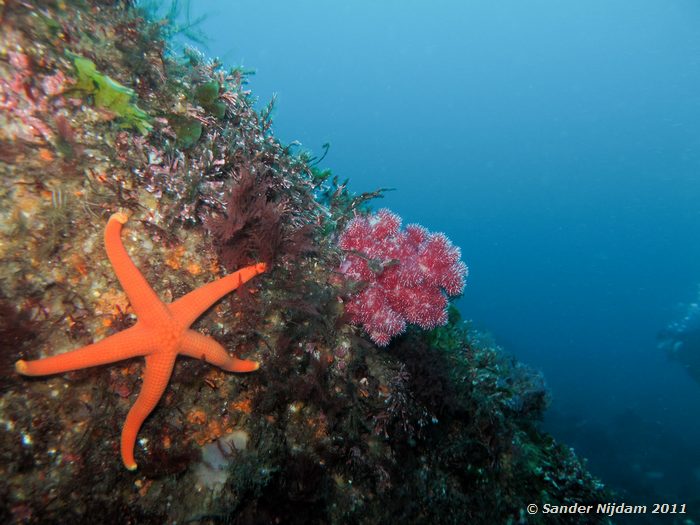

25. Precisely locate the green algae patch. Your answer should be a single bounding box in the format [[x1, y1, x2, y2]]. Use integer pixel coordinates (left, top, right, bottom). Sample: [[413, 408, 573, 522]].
[[168, 114, 202, 149], [194, 80, 227, 118], [67, 52, 152, 135]]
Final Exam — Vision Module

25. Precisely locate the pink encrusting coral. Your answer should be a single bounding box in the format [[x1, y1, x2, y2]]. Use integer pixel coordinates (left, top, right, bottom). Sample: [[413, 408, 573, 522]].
[[338, 209, 468, 346], [0, 50, 66, 143]]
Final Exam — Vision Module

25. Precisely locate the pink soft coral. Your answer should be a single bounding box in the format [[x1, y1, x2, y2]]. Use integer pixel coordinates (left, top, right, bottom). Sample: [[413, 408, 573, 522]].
[[338, 209, 468, 346]]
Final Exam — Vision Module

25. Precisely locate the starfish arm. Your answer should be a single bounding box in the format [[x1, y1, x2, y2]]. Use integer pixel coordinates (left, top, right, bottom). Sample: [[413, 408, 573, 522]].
[[121, 352, 177, 470], [169, 262, 267, 327], [105, 213, 171, 325], [180, 329, 259, 372], [15, 325, 152, 376]]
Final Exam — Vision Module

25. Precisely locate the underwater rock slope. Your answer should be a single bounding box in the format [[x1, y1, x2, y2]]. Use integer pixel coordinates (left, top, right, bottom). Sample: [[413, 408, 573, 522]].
[[0, 1, 609, 523]]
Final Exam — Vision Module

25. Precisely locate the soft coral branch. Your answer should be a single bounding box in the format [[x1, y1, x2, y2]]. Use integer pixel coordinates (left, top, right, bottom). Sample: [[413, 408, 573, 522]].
[[338, 209, 467, 346]]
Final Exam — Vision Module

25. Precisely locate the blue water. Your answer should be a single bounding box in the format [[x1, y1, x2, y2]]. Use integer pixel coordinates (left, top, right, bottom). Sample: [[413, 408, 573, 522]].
[[184, 0, 700, 506]]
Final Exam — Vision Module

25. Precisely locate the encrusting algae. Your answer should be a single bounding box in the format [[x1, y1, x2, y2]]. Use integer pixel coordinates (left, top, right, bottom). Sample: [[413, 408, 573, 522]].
[[0, 2, 611, 524]]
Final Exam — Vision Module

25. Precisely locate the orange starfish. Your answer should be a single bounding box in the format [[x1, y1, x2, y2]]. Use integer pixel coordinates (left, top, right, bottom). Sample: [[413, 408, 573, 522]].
[[15, 212, 266, 471]]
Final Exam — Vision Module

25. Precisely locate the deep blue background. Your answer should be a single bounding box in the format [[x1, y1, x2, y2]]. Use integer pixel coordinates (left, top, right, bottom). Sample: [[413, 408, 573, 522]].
[[175, 0, 700, 502]]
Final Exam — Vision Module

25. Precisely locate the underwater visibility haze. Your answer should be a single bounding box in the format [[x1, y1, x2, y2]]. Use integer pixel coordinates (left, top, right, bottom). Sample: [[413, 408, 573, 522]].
[[0, 0, 699, 523]]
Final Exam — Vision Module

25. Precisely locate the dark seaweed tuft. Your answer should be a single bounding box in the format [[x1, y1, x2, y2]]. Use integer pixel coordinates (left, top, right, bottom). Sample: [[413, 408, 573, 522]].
[[207, 164, 315, 272]]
